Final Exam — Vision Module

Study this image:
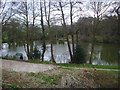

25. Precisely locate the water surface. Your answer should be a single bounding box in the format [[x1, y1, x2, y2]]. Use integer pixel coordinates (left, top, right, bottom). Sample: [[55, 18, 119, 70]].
[[1, 42, 119, 65]]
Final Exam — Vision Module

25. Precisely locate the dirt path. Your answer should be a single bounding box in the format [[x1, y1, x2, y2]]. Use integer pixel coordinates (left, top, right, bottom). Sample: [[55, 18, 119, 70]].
[[1, 59, 59, 73], [1, 59, 120, 73]]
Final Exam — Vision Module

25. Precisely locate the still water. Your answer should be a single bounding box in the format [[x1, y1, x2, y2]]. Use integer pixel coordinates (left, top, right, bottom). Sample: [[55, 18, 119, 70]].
[[1, 42, 120, 65]]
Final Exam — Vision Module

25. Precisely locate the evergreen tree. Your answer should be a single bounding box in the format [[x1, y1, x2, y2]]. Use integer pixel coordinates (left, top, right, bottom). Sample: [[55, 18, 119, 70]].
[[72, 45, 86, 64]]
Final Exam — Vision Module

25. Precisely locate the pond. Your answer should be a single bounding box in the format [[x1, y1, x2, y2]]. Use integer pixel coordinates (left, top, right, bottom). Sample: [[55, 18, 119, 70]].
[[1, 42, 120, 65]]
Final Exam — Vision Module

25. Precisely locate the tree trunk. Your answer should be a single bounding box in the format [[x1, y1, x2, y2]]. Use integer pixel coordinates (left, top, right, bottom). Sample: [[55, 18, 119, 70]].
[[89, 42, 94, 64], [41, 42, 46, 61], [59, 2, 73, 62], [50, 43, 55, 63], [71, 34, 75, 54], [26, 43, 30, 59], [76, 30, 79, 46], [29, 41, 34, 59], [66, 36, 73, 61], [40, 1, 46, 61], [70, 1, 75, 62], [89, 20, 96, 64], [49, 26, 55, 63]]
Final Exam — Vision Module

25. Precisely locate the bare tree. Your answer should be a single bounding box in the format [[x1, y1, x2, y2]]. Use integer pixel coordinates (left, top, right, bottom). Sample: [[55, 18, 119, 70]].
[[113, 3, 120, 35], [69, 0, 75, 58], [15, 1, 32, 60], [1, 1, 18, 30], [29, 0, 39, 60], [89, 1, 111, 64], [0, 1, 19, 48], [69, 0, 82, 60], [59, 1, 73, 61], [24, 2, 31, 59], [44, 0, 56, 63], [40, 1, 46, 61]]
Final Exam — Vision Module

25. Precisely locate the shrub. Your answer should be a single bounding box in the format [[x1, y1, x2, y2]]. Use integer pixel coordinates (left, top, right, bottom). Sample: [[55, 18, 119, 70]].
[[72, 45, 86, 64], [32, 46, 41, 60]]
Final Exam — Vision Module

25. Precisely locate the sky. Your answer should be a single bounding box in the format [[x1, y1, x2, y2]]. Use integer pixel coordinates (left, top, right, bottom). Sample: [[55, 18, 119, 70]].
[[1, 0, 120, 25], [1, 0, 120, 2]]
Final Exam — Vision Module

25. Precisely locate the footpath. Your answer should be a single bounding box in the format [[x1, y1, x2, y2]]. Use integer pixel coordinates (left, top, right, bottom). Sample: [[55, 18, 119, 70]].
[[1, 59, 120, 73]]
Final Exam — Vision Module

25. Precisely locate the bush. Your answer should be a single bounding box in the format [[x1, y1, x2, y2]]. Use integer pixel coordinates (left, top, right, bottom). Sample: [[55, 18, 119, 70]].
[[72, 45, 86, 64], [32, 46, 41, 60]]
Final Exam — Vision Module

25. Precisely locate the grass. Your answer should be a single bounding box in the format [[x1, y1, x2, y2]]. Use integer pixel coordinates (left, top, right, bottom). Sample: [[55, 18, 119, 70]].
[[58, 38, 67, 41], [58, 38, 72, 41], [2, 67, 119, 88], [2, 69, 63, 88], [58, 67, 76, 70], [104, 70, 120, 74], [56, 63, 120, 69], [27, 72, 61, 85], [2, 57, 119, 69], [2, 84, 18, 88], [101, 71, 120, 79]]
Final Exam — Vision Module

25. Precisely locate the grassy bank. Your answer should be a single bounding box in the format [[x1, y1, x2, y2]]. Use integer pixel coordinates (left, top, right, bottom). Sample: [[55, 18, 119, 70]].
[[2, 58, 119, 70], [2, 67, 119, 88], [56, 63, 119, 69]]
